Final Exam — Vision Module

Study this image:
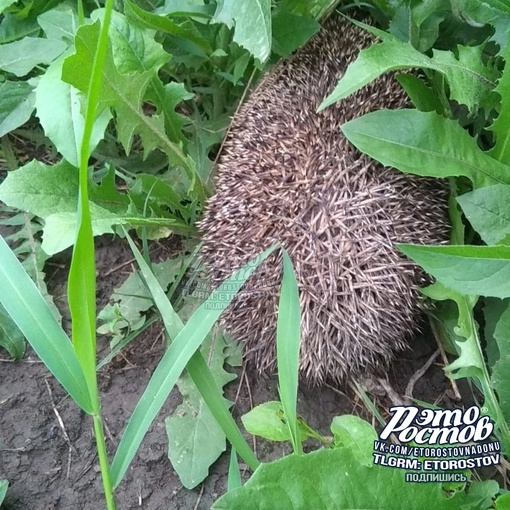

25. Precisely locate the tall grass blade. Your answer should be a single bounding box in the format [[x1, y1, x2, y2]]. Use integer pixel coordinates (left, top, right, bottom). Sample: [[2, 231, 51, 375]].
[[110, 239, 276, 487], [69, 2, 117, 508], [276, 250, 301, 454], [227, 448, 242, 491], [0, 236, 93, 413]]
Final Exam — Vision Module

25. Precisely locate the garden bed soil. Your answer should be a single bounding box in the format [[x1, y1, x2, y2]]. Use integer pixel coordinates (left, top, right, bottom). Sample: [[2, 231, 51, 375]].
[[0, 236, 457, 509]]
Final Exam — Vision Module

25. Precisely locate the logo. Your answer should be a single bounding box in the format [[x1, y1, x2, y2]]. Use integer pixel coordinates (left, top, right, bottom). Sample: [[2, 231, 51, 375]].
[[373, 406, 501, 483]]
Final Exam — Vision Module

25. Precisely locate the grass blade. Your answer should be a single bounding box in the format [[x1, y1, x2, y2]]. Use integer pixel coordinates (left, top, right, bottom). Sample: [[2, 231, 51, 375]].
[[0, 236, 93, 413], [110, 239, 276, 487], [228, 448, 242, 491], [276, 250, 301, 454]]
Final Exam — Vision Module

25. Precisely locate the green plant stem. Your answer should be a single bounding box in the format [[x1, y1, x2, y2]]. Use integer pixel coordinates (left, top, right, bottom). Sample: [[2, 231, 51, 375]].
[[93, 414, 115, 510], [72, 0, 116, 505]]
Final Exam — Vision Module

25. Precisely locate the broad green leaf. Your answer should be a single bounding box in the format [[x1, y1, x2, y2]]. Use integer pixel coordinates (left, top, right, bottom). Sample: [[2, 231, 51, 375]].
[[0, 14, 40, 44], [389, 1, 447, 52], [62, 21, 190, 169], [452, 0, 510, 52], [0, 160, 190, 254], [124, 0, 211, 52], [0, 160, 124, 251], [213, 0, 271, 63], [341, 109, 510, 188], [93, 9, 169, 75], [276, 251, 301, 453], [399, 244, 510, 298], [212, 446, 499, 509], [37, 6, 78, 42], [42, 211, 189, 255], [457, 184, 510, 245], [489, 31, 510, 164], [41, 211, 122, 255], [490, 299, 510, 423], [0, 36, 67, 76], [496, 493, 510, 510], [0, 80, 35, 137], [165, 332, 237, 489], [0, 236, 92, 413], [109, 239, 274, 487], [156, 1, 214, 17], [0, 0, 17, 14], [271, 11, 319, 57], [35, 57, 112, 167], [0, 302, 25, 360], [0, 479, 7, 504], [330, 415, 377, 466], [319, 36, 497, 113], [242, 401, 296, 442]]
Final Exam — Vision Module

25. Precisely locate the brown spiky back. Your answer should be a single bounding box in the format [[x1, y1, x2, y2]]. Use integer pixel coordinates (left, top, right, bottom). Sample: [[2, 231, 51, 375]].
[[199, 16, 448, 384]]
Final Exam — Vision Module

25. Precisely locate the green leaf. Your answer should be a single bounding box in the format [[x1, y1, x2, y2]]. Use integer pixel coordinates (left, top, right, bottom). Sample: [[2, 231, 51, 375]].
[[228, 449, 242, 491], [0, 160, 122, 252], [496, 492, 510, 510], [0, 79, 35, 137], [489, 31, 510, 164], [213, 0, 271, 63], [341, 109, 510, 188], [276, 250, 301, 453], [271, 12, 319, 57], [242, 401, 296, 442], [389, 1, 447, 52], [395, 74, 441, 113], [145, 81, 193, 146], [0, 36, 67, 76], [165, 332, 237, 489], [0, 479, 7, 504], [330, 415, 377, 466], [93, 9, 169, 75], [484, 298, 507, 368], [319, 36, 497, 113], [0, 302, 25, 360], [62, 21, 190, 169], [37, 6, 78, 42], [0, 13, 40, 44], [399, 244, 510, 298], [97, 256, 187, 346], [35, 57, 112, 167], [0, 236, 92, 413], [0, 0, 17, 14], [109, 239, 274, 488], [457, 184, 510, 245], [124, 0, 211, 53], [491, 299, 510, 423], [212, 446, 499, 509], [0, 212, 61, 322], [0, 161, 190, 254], [452, 0, 510, 52]]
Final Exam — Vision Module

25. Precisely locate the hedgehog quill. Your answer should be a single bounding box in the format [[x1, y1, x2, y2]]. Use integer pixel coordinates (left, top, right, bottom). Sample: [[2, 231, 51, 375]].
[[199, 15, 449, 384]]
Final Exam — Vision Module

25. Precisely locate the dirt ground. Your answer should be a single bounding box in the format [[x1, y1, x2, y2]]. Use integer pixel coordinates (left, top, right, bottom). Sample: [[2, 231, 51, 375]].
[[0, 236, 459, 510]]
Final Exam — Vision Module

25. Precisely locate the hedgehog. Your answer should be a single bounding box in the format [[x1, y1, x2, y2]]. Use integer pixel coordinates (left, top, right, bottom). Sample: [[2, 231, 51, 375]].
[[198, 15, 449, 384]]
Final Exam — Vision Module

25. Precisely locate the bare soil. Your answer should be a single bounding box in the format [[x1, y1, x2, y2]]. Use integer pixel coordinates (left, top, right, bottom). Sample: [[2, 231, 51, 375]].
[[0, 236, 457, 510]]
